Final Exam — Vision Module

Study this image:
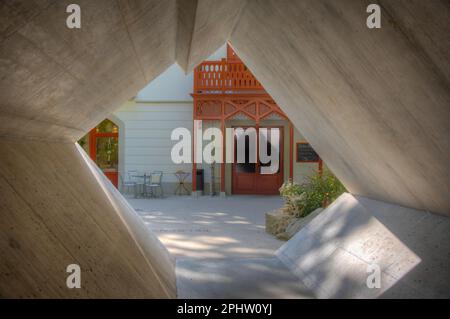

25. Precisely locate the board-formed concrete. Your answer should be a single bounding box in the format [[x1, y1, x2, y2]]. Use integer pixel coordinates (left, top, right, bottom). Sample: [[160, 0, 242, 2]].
[[0, 0, 252, 298], [176, 0, 246, 72], [277, 193, 450, 298], [1, 0, 449, 298], [0, 141, 176, 298], [0, 0, 177, 142], [230, 0, 450, 215], [0, 0, 180, 298]]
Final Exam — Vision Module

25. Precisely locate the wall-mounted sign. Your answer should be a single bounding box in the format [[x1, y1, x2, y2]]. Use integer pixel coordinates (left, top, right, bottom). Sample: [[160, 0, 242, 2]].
[[296, 142, 320, 162]]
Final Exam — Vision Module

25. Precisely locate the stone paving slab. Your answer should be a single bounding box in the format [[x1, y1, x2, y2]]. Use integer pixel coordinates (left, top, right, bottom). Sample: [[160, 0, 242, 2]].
[[176, 257, 313, 299]]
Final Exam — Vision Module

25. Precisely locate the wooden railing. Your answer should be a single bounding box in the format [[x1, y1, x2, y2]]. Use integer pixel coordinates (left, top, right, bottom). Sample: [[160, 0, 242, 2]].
[[194, 59, 264, 93]]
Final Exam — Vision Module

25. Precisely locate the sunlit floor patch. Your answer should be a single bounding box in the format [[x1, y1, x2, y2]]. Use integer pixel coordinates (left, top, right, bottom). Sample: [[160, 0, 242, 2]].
[[128, 195, 285, 259], [176, 257, 314, 299]]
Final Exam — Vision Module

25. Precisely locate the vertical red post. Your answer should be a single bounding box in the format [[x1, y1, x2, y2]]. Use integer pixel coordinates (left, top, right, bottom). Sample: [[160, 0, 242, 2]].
[[289, 122, 294, 180], [221, 58, 226, 93], [220, 119, 226, 194], [89, 128, 97, 161], [193, 65, 198, 93], [318, 158, 323, 175], [192, 101, 197, 194]]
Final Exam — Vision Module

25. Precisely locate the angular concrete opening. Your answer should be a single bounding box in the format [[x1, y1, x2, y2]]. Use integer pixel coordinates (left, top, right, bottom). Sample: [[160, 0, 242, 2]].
[[1, 0, 449, 298]]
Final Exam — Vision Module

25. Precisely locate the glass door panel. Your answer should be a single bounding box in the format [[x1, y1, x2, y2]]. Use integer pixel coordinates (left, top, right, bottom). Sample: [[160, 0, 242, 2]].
[[235, 132, 256, 173], [259, 128, 281, 174], [95, 137, 118, 170]]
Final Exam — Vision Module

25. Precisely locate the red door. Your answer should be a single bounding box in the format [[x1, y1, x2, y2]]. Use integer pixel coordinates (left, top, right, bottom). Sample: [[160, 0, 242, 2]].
[[232, 126, 283, 195], [89, 120, 119, 188]]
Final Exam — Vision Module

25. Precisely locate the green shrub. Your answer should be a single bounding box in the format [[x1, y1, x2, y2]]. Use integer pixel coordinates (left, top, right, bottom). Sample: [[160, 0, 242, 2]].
[[279, 180, 305, 198], [279, 170, 346, 218], [279, 181, 306, 216]]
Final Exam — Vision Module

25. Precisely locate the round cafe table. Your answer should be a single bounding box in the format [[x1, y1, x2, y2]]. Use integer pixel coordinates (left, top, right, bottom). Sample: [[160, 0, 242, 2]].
[[132, 174, 148, 198]]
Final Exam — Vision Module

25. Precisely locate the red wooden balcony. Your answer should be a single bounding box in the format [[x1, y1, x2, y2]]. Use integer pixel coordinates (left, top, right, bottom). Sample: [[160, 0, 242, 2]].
[[193, 58, 265, 94]]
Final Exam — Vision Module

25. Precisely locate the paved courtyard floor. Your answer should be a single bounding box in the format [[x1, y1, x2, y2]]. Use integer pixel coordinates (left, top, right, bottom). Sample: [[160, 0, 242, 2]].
[[128, 195, 285, 260], [127, 195, 312, 298]]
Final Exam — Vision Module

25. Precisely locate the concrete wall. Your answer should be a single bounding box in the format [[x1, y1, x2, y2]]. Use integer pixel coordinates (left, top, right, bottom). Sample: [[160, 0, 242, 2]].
[[0, 0, 239, 298], [0, 0, 181, 298], [277, 193, 450, 298], [230, 0, 450, 215], [177, 0, 246, 72], [0, 0, 178, 142], [0, 140, 176, 298]]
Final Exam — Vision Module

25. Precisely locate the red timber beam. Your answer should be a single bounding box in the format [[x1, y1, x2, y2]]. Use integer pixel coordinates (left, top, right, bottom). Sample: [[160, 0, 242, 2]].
[[192, 106, 197, 194], [289, 122, 294, 180]]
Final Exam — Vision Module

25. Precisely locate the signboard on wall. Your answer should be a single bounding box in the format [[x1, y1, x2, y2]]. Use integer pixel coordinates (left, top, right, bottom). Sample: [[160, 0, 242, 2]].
[[296, 143, 320, 162]]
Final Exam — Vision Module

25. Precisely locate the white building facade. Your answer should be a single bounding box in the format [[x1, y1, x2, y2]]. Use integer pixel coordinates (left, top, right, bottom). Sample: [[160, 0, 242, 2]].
[[104, 45, 323, 195]]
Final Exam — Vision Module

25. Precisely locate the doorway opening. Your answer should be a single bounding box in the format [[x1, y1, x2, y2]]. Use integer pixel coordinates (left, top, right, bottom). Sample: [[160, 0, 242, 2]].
[[232, 126, 283, 194], [79, 119, 119, 187]]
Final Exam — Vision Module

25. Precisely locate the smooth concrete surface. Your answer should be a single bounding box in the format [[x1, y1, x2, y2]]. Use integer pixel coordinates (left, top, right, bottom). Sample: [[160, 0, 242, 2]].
[[175, 0, 197, 72], [230, 0, 450, 215], [277, 193, 450, 298], [0, 0, 180, 298], [176, 0, 246, 72], [177, 257, 313, 299], [0, 141, 176, 298], [0, 0, 177, 142], [128, 195, 285, 259]]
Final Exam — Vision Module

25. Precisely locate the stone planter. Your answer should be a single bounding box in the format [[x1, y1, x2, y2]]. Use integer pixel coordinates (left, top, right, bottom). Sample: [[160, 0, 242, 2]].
[[266, 207, 324, 241], [265, 209, 295, 236]]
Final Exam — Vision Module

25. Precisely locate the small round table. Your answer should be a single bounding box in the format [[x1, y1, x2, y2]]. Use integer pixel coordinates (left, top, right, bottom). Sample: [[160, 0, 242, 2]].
[[132, 174, 148, 198]]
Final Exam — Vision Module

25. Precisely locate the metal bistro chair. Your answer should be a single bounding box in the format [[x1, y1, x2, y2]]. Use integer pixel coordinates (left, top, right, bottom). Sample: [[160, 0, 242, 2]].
[[127, 169, 145, 198], [119, 173, 136, 197], [145, 171, 164, 198]]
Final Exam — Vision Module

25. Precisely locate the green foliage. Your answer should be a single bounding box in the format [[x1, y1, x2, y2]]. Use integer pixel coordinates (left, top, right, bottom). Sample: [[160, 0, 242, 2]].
[[279, 180, 305, 198], [279, 170, 346, 218]]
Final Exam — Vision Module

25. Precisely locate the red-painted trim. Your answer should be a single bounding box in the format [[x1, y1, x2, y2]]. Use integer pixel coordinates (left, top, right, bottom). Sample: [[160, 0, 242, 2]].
[[220, 119, 226, 193], [89, 128, 96, 161], [88, 125, 119, 188], [192, 48, 291, 194], [192, 109, 197, 193], [289, 123, 294, 180]]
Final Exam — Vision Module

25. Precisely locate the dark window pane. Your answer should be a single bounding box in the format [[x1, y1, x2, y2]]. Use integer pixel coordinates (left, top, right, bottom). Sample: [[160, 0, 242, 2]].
[[235, 134, 256, 173]]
